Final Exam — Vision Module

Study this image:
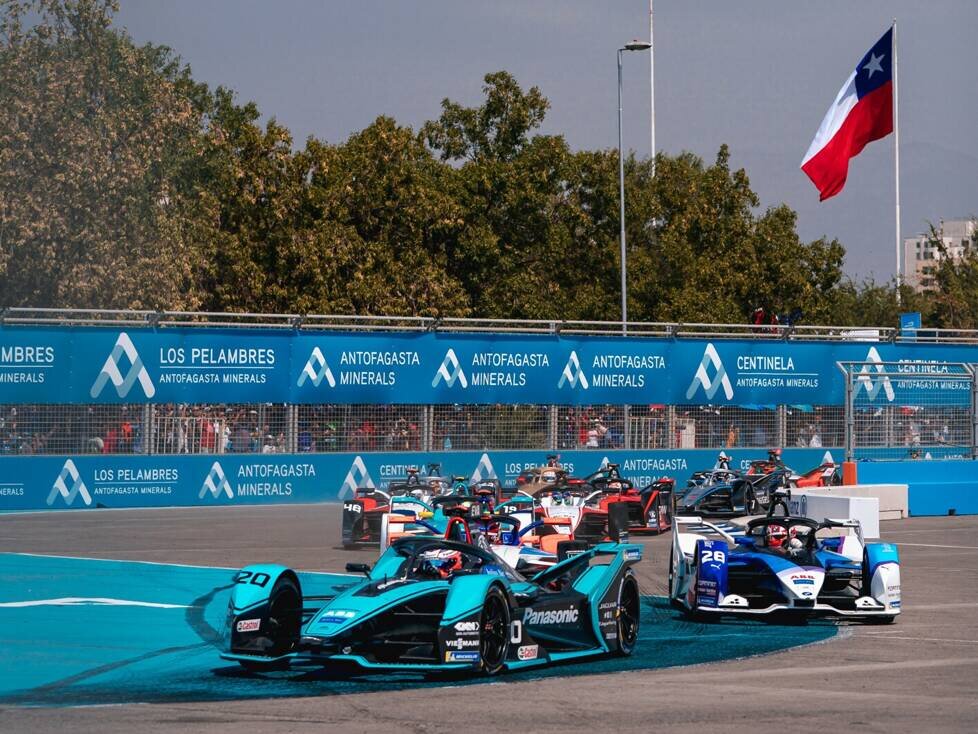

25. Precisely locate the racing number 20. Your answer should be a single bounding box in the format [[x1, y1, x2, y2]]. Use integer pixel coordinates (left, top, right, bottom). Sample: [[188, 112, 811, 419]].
[[700, 549, 726, 564], [233, 571, 271, 587]]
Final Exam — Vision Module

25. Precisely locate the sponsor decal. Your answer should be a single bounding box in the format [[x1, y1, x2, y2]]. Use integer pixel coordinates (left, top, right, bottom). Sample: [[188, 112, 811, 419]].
[[90, 332, 155, 399], [470, 453, 497, 483], [855, 347, 895, 402], [524, 606, 579, 625], [319, 609, 356, 624], [47, 459, 92, 507], [199, 461, 233, 500], [624, 548, 642, 561], [686, 343, 733, 401], [343, 502, 362, 514], [454, 621, 479, 633], [557, 351, 589, 390], [516, 645, 539, 661], [339, 456, 375, 499], [236, 618, 261, 633], [445, 651, 480, 663], [445, 637, 480, 649], [297, 346, 336, 388], [432, 348, 467, 388]]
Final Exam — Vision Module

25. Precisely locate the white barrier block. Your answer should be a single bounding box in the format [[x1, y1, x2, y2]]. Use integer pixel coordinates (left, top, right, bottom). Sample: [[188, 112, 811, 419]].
[[788, 492, 881, 538]]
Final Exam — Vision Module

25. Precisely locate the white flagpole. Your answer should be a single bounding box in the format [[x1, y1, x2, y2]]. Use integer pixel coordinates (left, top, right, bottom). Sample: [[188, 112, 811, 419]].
[[649, 0, 656, 174], [893, 19, 902, 298]]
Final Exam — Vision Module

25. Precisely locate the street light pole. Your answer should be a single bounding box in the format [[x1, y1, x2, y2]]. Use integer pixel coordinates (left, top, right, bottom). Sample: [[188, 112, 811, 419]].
[[618, 48, 626, 335], [618, 41, 651, 335]]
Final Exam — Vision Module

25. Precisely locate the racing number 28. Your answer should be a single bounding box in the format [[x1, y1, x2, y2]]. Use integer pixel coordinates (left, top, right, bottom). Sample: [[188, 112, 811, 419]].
[[700, 549, 726, 564], [232, 571, 271, 587]]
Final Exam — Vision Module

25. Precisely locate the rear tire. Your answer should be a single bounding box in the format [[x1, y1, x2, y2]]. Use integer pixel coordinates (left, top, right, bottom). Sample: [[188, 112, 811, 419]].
[[480, 587, 511, 675]]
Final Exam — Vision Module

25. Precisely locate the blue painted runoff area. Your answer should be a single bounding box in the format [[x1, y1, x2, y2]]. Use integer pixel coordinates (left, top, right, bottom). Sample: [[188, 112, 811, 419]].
[[0, 553, 839, 707], [859, 460, 978, 515], [1, 447, 837, 512]]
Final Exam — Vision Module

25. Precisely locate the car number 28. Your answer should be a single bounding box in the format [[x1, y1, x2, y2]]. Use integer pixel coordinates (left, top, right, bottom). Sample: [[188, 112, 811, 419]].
[[700, 549, 726, 564]]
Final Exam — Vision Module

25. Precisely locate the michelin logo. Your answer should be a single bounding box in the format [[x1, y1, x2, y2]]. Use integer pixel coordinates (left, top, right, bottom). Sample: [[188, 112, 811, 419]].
[[855, 347, 895, 402], [297, 347, 336, 388], [47, 459, 92, 507], [557, 351, 588, 390], [686, 343, 733, 401], [90, 332, 155, 399], [432, 348, 467, 388], [199, 461, 233, 499], [470, 453, 497, 483], [340, 455, 375, 499]]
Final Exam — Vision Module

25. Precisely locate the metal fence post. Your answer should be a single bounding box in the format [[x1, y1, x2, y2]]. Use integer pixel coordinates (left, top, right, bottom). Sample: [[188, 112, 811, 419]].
[[548, 405, 558, 451], [142, 404, 153, 455], [422, 405, 432, 453], [285, 404, 297, 453], [776, 405, 787, 448], [667, 405, 677, 449], [969, 370, 978, 459], [623, 405, 631, 449], [841, 364, 854, 462]]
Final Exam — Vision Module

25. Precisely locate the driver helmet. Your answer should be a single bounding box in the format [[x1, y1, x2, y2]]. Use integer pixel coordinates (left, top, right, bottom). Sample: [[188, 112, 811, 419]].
[[766, 524, 788, 548], [768, 447, 782, 462], [786, 526, 803, 550], [420, 549, 463, 579], [410, 488, 425, 499], [717, 451, 731, 467], [551, 491, 564, 506]]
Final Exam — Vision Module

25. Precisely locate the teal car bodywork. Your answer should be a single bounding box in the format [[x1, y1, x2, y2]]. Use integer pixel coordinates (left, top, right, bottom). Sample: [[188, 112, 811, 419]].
[[222, 537, 643, 675]]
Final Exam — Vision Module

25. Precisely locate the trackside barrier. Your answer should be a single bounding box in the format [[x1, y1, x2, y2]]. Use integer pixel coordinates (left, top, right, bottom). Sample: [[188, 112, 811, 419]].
[[787, 491, 883, 538], [1, 447, 836, 513], [857, 460, 978, 516]]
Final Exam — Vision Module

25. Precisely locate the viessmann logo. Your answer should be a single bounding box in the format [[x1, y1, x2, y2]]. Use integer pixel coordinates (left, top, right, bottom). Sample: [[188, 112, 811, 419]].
[[855, 347, 895, 402], [47, 459, 92, 507], [339, 456, 375, 499], [432, 348, 467, 388], [90, 332, 155, 399], [557, 351, 588, 390], [199, 461, 233, 499], [686, 343, 733, 401], [297, 347, 336, 388]]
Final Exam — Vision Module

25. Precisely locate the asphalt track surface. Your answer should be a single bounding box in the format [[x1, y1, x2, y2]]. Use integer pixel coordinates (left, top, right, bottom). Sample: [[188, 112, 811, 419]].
[[1, 506, 977, 733]]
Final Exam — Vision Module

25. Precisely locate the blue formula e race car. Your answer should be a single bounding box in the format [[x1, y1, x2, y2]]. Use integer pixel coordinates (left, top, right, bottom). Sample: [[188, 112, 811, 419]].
[[222, 536, 642, 676], [669, 515, 900, 622]]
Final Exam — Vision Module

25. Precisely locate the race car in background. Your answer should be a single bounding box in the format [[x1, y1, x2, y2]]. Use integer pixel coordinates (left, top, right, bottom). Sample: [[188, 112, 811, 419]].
[[381, 509, 581, 573], [341, 465, 486, 548], [497, 464, 673, 541], [669, 514, 900, 621], [673, 470, 790, 518], [222, 535, 643, 676]]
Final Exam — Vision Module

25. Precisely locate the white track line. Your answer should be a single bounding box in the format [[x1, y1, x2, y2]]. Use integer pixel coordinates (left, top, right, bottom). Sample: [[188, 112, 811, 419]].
[[3, 551, 358, 576], [896, 543, 978, 550], [0, 597, 188, 609]]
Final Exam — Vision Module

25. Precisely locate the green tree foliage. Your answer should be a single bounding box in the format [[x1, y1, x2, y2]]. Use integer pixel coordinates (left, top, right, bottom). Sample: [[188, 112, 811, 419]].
[[929, 223, 978, 329], [2, 1, 961, 329], [0, 0, 212, 309]]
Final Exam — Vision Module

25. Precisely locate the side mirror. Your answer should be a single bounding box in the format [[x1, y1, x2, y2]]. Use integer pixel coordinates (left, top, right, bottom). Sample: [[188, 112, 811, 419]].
[[345, 562, 371, 577]]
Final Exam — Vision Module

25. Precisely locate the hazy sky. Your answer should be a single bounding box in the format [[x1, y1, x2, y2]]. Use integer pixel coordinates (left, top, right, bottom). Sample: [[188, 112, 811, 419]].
[[115, 1, 978, 282]]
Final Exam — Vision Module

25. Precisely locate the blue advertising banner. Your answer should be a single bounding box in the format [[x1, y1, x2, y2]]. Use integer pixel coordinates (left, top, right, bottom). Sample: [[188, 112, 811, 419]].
[[0, 447, 837, 513], [0, 324, 975, 406]]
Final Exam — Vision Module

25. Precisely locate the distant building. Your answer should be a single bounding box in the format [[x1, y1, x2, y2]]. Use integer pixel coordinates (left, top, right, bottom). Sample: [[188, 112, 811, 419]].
[[903, 218, 976, 291]]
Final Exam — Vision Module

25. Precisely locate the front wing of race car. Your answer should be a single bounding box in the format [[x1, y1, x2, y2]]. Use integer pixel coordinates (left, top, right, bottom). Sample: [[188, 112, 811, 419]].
[[221, 542, 642, 674]]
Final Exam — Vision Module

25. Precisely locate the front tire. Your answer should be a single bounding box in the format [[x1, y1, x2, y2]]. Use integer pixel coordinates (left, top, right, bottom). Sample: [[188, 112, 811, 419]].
[[614, 571, 641, 655], [480, 587, 511, 675], [236, 574, 301, 672]]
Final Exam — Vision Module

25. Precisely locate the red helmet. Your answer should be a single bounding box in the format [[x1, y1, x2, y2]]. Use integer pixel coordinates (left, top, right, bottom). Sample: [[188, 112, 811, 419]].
[[766, 524, 788, 548]]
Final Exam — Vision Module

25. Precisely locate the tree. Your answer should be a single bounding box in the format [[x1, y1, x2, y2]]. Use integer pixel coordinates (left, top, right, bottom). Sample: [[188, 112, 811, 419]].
[[0, 0, 213, 309]]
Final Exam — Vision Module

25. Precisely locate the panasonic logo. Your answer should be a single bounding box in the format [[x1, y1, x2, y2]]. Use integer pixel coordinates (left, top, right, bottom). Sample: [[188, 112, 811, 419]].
[[525, 607, 579, 625]]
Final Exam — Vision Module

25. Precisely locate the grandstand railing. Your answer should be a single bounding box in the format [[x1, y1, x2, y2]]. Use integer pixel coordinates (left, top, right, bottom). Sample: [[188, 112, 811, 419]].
[[3, 307, 978, 343]]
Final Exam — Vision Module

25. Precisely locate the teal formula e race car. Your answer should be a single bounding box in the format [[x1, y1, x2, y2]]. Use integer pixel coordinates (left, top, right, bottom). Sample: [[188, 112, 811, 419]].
[[221, 537, 642, 676]]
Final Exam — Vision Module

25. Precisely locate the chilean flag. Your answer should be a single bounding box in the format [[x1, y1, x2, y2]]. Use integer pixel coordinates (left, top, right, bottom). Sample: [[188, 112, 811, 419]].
[[801, 28, 893, 201]]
